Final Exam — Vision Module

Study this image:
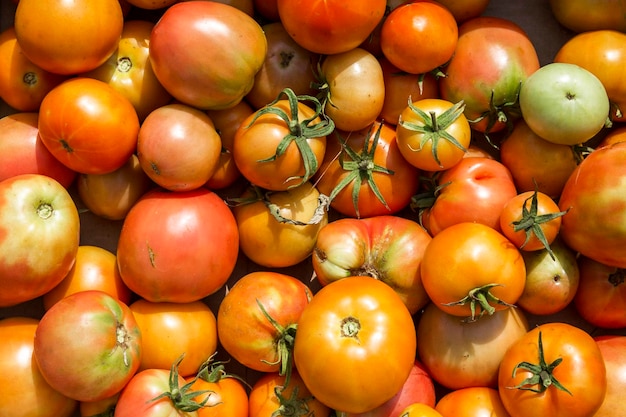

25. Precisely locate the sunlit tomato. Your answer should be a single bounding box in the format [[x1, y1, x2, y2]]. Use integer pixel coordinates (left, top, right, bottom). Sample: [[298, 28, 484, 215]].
[[574, 256, 626, 329], [0, 317, 77, 417], [14, 0, 124, 75], [76, 154, 153, 221], [313, 120, 420, 218], [434, 0, 491, 23], [380, 0, 458, 75], [435, 387, 511, 417], [248, 370, 331, 417], [137, 103, 222, 191], [129, 299, 218, 377], [233, 182, 328, 268], [188, 362, 249, 417], [421, 222, 526, 321], [549, 0, 626, 33], [0, 112, 76, 188], [116, 187, 239, 303], [396, 98, 471, 171], [498, 322, 607, 417], [499, 119, 579, 199], [38, 77, 140, 175], [593, 335, 626, 417], [233, 89, 329, 191], [399, 403, 443, 417], [149, 1, 267, 110], [79, 393, 119, 417], [317, 47, 386, 132], [217, 271, 312, 374], [276, 0, 387, 55], [293, 276, 417, 414], [417, 303, 529, 389], [245, 22, 319, 110], [43, 245, 132, 311], [34, 290, 142, 402], [0, 27, 68, 111], [81, 20, 172, 121]]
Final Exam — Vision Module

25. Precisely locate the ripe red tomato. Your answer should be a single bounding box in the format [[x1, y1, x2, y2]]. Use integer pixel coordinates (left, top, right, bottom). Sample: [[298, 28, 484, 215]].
[[293, 276, 417, 414], [116, 187, 239, 303], [38, 77, 140, 175], [593, 335, 626, 417]]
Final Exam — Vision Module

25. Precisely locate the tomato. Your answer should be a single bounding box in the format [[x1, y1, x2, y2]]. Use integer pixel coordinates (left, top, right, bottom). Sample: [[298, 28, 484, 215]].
[[130, 299, 218, 377], [313, 120, 420, 218], [316, 47, 385, 132], [293, 276, 417, 414], [149, 1, 267, 110], [573, 256, 626, 329], [0, 317, 77, 417], [498, 322, 607, 417], [124, 0, 177, 10], [421, 222, 526, 321], [254, 0, 279, 21], [81, 20, 172, 121], [0, 112, 76, 188], [0, 174, 80, 307], [380, 0, 458, 75], [439, 16, 540, 135], [399, 403, 443, 417], [417, 157, 518, 236], [137, 103, 222, 192], [38, 77, 140, 175], [43, 245, 132, 311], [217, 271, 312, 374], [396, 98, 471, 171], [499, 119, 579, 199], [79, 393, 119, 417], [0, 27, 68, 111], [549, 0, 626, 33], [435, 387, 511, 417], [14, 0, 123, 75], [233, 88, 330, 191], [558, 141, 626, 268], [598, 125, 626, 147], [76, 154, 153, 221], [34, 290, 142, 402], [245, 21, 319, 110], [417, 302, 529, 389], [554, 30, 626, 123], [276, 0, 387, 55], [434, 0, 491, 23], [593, 335, 626, 417], [311, 215, 432, 315], [248, 370, 330, 417], [116, 187, 239, 303], [203, 0, 255, 16], [232, 182, 328, 268], [188, 360, 249, 417]]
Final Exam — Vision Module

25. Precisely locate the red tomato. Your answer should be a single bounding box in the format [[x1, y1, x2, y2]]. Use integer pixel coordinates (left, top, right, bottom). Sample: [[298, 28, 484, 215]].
[[276, 0, 387, 55], [116, 187, 239, 303], [34, 290, 142, 402], [37, 77, 140, 175], [0, 317, 77, 417], [435, 387, 511, 417], [188, 361, 249, 417], [149, 1, 267, 110], [254, 0, 279, 21], [0, 112, 76, 188], [593, 335, 626, 417], [293, 276, 417, 414], [549, 0, 626, 33], [14, 0, 124, 75], [0, 174, 80, 307], [498, 322, 607, 417]]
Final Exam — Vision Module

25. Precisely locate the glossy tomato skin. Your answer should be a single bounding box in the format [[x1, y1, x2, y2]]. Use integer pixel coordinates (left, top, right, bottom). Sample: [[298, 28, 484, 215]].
[[189, 373, 249, 417], [293, 276, 417, 414], [116, 187, 239, 303], [38, 77, 140, 175], [498, 322, 607, 417], [0, 174, 80, 307], [435, 386, 511, 417], [276, 0, 387, 55], [149, 1, 267, 110], [0, 317, 78, 417], [593, 335, 626, 417], [549, 0, 626, 33], [34, 290, 142, 402], [312, 215, 432, 315]]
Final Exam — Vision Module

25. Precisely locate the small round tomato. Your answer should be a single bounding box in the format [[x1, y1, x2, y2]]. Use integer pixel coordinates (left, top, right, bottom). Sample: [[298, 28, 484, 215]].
[[293, 276, 417, 414], [399, 403, 443, 417], [188, 362, 249, 417], [396, 98, 471, 171], [435, 387, 511, 417]]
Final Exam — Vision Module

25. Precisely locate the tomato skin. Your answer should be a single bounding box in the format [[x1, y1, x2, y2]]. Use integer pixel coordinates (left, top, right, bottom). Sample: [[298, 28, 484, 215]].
[[434, 0, 490, 23], [399, 403, 443, 417], [79, 393, 119, 417], [293, 276, 417, 414], [435, 386, 511, 417], [0, 317, 78, 417], [116, 187, 239, 303], [549, 0, 626, 33], [38, 77, 140, 175], [498, 322, 607, 417], [593, 335, 626, 417], [149, 1, 267, 110], [189, 374, 248, 417]]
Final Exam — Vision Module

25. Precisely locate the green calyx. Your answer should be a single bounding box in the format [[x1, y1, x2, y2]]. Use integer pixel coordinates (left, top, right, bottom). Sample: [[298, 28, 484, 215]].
[[442, 283, 515, 322], [150, 355, 212, 412]]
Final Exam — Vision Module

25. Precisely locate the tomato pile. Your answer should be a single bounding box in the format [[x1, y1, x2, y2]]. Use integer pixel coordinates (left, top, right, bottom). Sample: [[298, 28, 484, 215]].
[[2, 0, 626, 416]]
